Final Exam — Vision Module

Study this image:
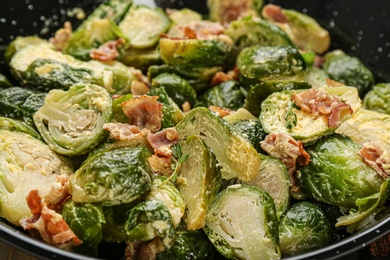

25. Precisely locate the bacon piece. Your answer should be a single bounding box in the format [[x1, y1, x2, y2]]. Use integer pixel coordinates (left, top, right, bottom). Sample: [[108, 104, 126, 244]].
[[148, 155, 174, 177], [182, 101, 191, 113], [42, 174, 71, 211], [291, 87, 353, 128], [210, 71, 233, 86], [20, 190, 81, 248], [261, 132, 310, 192], [209, 105, 234, 118], [147, 128, 179, 157], [179, 21, 225, 40], [49, 21, 73, 51], [103, 123, 150, 140], [359, 142, 390, 180], [121, 95, 163, 133], [218, 2, 254, 25], [325, 78, 345, 87], [90, 38, 125, 61], [261, 4, 288, 23]]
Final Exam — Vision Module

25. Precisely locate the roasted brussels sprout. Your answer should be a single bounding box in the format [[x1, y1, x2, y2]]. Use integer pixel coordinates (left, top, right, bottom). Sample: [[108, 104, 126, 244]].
[[199, 80, 244, 110], [176, 135, 222, 230], [204, 184, 281, 260], [70, 146, 153, 206], [175, 107, 260, 182], [33, 84, 112, 156], [166, 8, 202, 37], [61, 200, 105, 256], [0, 129, 73, 226], [237, 45, 306, 80], [0, 73, 12, 89], [323, 50, 374, 98], [156, 223, 217, 259], [0, 86, 45, 127], [231, 119, 265, 152], [118, 47, 162, 72], [208, 0, 264, 24], [279, 201, 332, 257], [119, 4, 171, 49], [125, 200, 175, 248], [260, 86, 361, 144], [298, 134, 384, 208], [4, 36, 49, 65], [363, 83, 390, 115], [0, 117, 41, 140]]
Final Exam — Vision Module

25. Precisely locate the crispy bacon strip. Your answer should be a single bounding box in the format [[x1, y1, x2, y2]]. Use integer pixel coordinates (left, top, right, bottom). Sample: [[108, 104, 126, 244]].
[[49, 21, 73, 51], [291, 88, 353, 128], [20, 190, 81, 248], [147, 127, 179, 157], [90, 38, 125, 61], [121, 95, 163, 133], [358, 142, 390, 180], [261, 132, 310, 192], [261, 4, 288, 23]]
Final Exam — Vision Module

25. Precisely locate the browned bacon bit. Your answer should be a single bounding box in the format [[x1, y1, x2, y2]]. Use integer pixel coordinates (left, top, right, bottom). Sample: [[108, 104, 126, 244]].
[[90, 38, 125, 61], [104, 123, 144, 140], [359, 142, 390, 180], [121, 95, 163, 133], [176, 21, 225, 40], [20, 190, 81, 248], [147, 127, 179, 157], [325, 78, 345, 87], [218, 1, 253, 25], [210, 71, 233, 86], [261, 4, 288, 23], [125, 237, 165, 260], [148, 155, 174, 177], [261, 132, 310, 192], [291, 87, 353, 128], [209, 105, 234, 118], [131, 80, 150, 96], [42, 174, 71, 211], [49, 21, 73, 51]]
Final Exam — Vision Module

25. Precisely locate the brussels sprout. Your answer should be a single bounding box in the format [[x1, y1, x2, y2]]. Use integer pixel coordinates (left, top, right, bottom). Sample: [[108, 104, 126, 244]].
[[237, 45, 306, 80], [64, 18, 128, 61], [9, 43, 134, 93], [223, 107, 258, 123], [204, 184, 281, 260], [0, 117, 41, 140], [199, 80, 245, 110], [336, 108, 390, 150], [323, 50, 374, 98], [118, 47, 162, 71], [151, 73, 197, 108], [148, 86, 184, 128], [166, 8, 203, 37], [156, 223, 217, 259], [61, 200, 105, 256], [4, 36, 50, 65], [0, 87, 46, 127], [0, 130, 73, 226], [175, 107, 260, 182], [125, 200, 175, 248], [0, 73, 13, 89], [279, 201, 332, 257], [242, 78, 311, 116], [119, 5, 171, 49], [148, 64, 222, 93], [363, 83, 390, 115], [208, 0, 264, 24], [70, 146, 153, 206], [146, 176, 186, 228], [176, 135, 222, 230], [33, 84, 112, 156], [298, 134, 384, 208], [224, 16, 292, 52], [159, 37, 233, 67], [259, 86, 361, 144], [112, 93, 133, 123], [231, 119, 265, 152], [302, 67, 329, 88], [75, 0, 132, 31]]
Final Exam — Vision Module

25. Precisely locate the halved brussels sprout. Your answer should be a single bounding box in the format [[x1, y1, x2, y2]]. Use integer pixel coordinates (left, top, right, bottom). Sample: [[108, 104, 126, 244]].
[[237, 45, 306, 80], [242, 78, 311, 117], [159, 37, 233, 67], [147, 176, 186, 228], [323, 50, 374, 98], [0, 117, 41, 140], [176, 135, 222, 230], [33, 84, 112, 156], [4, 36, 50, 65], [204, 184, 281, 260], [112, 93, 133, 123], [297, 134, 384, 208], [118, 47, 162, 71], [260, 86, 361, 144], [231, 119, 265, 152], [151, 73, 197, 108], [61, 200, 105, 256], [125, 200, 175, 248], [0, 87, 45, 127], [279, 201, 332, 257], [175, 107, 260, 182], [166, 8, 203, 37], [223, 107, 258, 123], [70, 146, 153, 206], [224, 16, 292, 52], [119, 5, 171, 49], [363, 83, 390, 115], [301, 67, 329, 88], [336, 108, 390, 150], [199, 80, 245, 110], [0, 129, 73, 225], [208, 0, 264, 24]]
